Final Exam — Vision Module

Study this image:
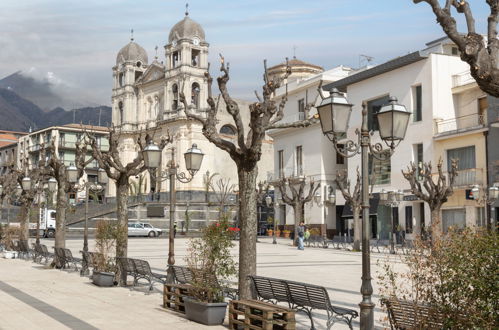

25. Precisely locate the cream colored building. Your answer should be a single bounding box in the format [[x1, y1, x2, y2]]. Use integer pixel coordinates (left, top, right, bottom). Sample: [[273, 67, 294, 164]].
[[110, 13, 273, 201]]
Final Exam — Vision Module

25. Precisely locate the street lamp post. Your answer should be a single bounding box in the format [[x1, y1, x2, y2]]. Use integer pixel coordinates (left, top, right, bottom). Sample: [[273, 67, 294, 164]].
[[471, 184, 499, 230], [380, 189, 404, 254], [265, 195, 279, 244], [66, 164, 108, 275], [317, 88, 411, 329], [143, 143, 204, 283]]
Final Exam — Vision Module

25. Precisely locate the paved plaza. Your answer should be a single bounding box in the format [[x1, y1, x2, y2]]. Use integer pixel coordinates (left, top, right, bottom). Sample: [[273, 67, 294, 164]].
[[0, 236, 404, 329]]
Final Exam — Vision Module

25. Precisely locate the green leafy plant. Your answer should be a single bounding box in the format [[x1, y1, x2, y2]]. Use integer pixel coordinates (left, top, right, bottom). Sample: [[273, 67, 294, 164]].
[[377, 228, 498, 328], [186, 216, 237, 303], [94, 220, 123, 273]]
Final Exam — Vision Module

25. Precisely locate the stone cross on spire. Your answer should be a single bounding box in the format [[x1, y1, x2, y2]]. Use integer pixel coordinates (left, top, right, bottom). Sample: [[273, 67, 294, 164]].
[[185, 3, 189, 16], [131, 29, 134, 41]]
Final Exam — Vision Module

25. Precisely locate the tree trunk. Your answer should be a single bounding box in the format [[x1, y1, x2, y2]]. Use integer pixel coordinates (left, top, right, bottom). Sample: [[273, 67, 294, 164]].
[[353, 207, 361, 251], [116, 176, 129, 285], [55, 183, 67, 250], [430, 208, 442, 243], [237, 166, 258, 299], [19, 204, 29, 245], [292, 203, 303, 246]]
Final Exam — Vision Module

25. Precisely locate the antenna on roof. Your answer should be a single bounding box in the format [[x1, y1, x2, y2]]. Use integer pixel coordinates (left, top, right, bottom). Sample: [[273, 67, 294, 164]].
[[185, 3, 189, 16], [359, 54, 374, 68], [130, 29, 134, 42]]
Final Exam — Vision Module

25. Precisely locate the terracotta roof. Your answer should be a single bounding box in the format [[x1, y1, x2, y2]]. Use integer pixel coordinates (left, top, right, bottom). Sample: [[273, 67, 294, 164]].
[[0, 141, 16, 147], [268, 57, 324, 71]]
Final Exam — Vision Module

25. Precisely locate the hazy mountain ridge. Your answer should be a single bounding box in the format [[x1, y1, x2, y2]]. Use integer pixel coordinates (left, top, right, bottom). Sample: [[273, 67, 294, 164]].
[[0, 87, 111, 132]]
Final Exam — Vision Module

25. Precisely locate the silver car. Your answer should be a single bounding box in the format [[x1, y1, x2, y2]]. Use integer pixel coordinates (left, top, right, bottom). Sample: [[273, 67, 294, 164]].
[[127, 222, 163, 237]]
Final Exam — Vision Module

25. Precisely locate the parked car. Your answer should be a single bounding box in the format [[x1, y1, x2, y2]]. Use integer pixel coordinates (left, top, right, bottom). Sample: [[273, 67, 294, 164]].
[[127, 222, 163, 237]]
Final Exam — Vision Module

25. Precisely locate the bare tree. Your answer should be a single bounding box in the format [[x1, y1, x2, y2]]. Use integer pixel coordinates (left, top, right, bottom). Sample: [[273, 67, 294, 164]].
[[45, 137, 94, 251], [184, 56, 316, 298], [274, 176, 320, 244], [414, 0, 498, 97], [87, 127, 171, 285], [203, 170, 219, 203], [402, 159, 458, 241], [210, 177, 237, 219], [335, 169, 362, 251]]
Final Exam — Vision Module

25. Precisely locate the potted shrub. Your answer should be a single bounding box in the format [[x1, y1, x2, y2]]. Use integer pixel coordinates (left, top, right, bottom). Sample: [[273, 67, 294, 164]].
[[184, 217, 237, 325], [275, 229, 281, 237], [266, 228, 273, 236], [282, 229, 291, 238], [92, 220, 120, 287], [1, 226, 20, 259]]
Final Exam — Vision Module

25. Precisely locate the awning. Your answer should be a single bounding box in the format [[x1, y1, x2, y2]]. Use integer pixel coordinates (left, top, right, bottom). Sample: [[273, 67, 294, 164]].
[[341, 193, 380, 218]]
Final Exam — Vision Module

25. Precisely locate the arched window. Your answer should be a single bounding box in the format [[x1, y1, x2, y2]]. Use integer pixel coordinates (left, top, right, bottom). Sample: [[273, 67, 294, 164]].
[[118, 101, 124, 124], [118, 72, 124, 87], [220, 124, 236, 136], [191, 82, 200, 108], [172, 84, 179, 110]]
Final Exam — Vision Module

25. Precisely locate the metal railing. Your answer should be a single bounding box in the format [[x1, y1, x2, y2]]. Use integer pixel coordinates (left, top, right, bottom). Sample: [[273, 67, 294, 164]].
[[436, 168, 485, 187], [434, 113, 486, 135]]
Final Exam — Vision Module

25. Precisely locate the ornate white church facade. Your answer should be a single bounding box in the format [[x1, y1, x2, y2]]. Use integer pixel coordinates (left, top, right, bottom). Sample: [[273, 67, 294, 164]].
[[109, 13, 273, 200]]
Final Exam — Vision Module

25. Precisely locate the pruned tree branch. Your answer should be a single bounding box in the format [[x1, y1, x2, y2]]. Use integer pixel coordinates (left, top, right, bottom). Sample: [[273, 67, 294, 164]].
[[414, 0, 499, 96]]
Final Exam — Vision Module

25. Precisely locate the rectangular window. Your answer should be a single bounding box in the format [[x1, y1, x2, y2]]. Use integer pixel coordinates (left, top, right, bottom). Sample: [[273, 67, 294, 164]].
[[405, 206, 413, 233], [278, 150, 284, 178], [478, 97, 488, 125], [413, 85, 422, 122], [298, 99, 305, 120], [336, 144, 345, 165], [296, 146, 303, 176], [367, 95, 390, 131], [369, 150, 391, 185], [447, 146, 475, 170]]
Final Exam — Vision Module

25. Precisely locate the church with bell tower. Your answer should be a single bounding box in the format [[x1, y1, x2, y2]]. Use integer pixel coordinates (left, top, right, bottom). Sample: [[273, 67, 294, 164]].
[[110, 10, 273, 200]]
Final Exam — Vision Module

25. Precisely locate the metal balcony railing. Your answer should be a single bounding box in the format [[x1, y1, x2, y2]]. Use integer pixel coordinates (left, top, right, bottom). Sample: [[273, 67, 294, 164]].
[[436, 168, 485, 187], [434, 113, 486, 136]]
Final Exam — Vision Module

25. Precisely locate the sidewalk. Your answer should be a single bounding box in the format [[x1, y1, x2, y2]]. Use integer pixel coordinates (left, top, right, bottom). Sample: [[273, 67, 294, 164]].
[[0, 258, 224, 330]]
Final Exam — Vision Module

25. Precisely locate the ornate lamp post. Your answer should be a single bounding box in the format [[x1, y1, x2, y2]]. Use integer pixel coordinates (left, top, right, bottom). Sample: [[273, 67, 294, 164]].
[[317, 88, 411, 329], [144, 143, 204, 283], [67, 164, 108, 275], [265, 194, 280, 244], [471, 184, 499, 230], [379, 189, 404, 254]]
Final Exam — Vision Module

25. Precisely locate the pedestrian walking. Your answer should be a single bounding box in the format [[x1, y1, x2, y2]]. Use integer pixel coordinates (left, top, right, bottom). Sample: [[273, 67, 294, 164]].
[[297, 221, 305, 250]]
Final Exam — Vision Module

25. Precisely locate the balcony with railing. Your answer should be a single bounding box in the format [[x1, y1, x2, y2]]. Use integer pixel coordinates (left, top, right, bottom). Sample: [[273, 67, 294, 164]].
[[434, 113, 486, 137], [452, 71, 475, 88], [435, 168, 485, 188]]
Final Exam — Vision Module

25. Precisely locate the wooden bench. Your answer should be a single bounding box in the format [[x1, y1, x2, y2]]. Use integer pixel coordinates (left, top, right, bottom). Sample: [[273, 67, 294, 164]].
[[249, 275, 358, 329], [229, 299, 296, 330], [381, 298, 444, 330]]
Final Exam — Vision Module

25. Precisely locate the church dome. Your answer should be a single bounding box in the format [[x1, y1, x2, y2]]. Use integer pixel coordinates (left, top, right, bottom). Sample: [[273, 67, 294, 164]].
[[168, 15, 205, 43], [116, 41, 148, 65]]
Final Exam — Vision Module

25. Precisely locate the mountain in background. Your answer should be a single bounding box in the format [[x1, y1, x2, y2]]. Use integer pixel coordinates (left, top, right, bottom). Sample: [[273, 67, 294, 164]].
[[0, 71, 100, 112], [0, 88, 111, 132]]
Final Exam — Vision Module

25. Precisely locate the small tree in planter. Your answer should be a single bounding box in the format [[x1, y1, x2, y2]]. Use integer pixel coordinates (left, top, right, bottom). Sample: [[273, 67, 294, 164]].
[[184, 217, 237, 325], [93, 220, 123, 287]]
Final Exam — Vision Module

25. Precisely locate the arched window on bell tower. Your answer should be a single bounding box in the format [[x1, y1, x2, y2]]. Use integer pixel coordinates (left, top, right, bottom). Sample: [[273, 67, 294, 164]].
[[172, 84, 179, 110], [191, 83, 200, 108], [118, 101, 124, 124]]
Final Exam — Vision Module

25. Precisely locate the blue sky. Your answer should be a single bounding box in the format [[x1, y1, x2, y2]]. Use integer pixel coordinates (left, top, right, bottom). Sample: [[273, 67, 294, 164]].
[[0, 0, 491, 106]]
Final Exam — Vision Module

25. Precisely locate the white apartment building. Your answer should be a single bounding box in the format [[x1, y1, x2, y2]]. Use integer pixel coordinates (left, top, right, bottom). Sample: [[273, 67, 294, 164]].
[[268, 63, 351, 236], [325, 37, 491, 240], [17, 124, 109, 203]]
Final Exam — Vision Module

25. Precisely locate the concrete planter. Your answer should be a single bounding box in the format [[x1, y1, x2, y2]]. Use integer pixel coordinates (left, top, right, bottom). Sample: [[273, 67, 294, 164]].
[[92, 271, 115, 287], [184, 297, 227, 325], [2, 251, 18, 259]]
